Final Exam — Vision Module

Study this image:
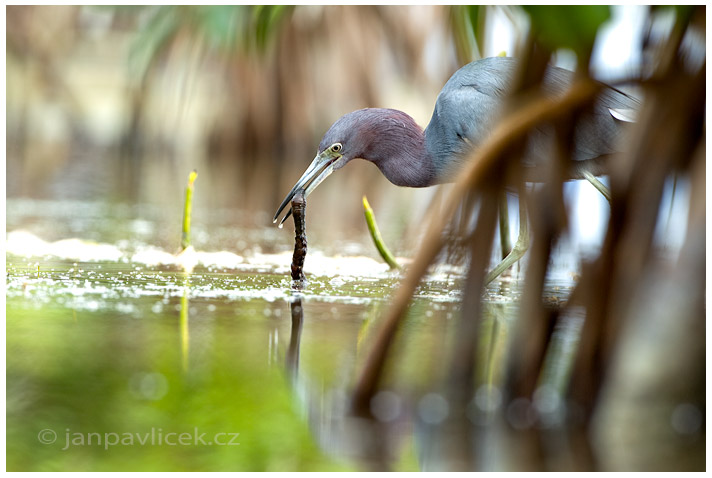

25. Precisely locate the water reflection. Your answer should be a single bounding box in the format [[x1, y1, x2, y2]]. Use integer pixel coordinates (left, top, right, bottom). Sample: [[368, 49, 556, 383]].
[[179, 277, 190, 372], [286, 296, 304, 385], [277, 282, 491, 470], [272, 283, 598, 471]]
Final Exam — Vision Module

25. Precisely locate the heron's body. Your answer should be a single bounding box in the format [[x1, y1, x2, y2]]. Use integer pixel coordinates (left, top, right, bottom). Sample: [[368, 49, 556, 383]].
[[424, 56, 638, 182], [274, 56, 639, 225]]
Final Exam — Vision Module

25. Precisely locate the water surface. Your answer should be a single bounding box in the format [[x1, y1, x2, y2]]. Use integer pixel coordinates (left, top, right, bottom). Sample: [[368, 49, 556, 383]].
[[6, 198, 574, 471]]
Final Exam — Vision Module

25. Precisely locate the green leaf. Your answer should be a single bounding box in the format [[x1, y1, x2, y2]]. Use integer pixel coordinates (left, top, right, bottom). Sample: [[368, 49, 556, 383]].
[[251, 5, 292, 52], [449, 5, 483, 63], [128, 6, 180, 83], [466, 5, 483, 58], [194, 6, 241, 51], [522, 5, 610, 56]]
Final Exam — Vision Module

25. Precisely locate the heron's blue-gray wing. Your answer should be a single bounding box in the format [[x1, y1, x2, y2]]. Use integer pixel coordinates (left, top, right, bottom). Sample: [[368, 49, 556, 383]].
[[424, 57, 517, 182]]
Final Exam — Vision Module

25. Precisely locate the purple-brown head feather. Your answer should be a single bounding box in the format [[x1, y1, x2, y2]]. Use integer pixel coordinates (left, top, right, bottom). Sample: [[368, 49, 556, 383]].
[[318, 108, 437, 187]]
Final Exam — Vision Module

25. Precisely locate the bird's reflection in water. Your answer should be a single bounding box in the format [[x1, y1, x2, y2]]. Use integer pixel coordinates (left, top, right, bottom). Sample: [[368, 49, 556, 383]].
[[282, 295, 410, 471], [285, 296, 303, 385]]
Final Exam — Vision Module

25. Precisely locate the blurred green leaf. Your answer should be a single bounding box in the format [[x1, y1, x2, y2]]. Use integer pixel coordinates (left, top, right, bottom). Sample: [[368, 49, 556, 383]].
[[465, 5, 483, 57], [128, 6, 180, 85], [194, 5, 241, 51], [252, 5, 292, 52], [522, 5, 610, 56], [450, 5, 486, 63], [123, 5, 293, 84]]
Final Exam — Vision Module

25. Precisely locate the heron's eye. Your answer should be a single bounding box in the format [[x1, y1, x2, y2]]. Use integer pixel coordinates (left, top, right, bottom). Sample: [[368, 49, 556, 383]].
[[330, 143, 342, 153]]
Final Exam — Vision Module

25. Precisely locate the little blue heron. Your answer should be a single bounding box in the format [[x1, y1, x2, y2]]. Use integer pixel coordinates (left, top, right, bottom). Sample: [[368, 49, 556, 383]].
[[273, 56, 638, 278]]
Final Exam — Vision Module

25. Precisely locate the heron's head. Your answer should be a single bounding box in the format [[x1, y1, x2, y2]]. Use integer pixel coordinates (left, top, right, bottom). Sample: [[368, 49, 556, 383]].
[[272, 110, 370, 225], [273, 108, 424, 226]]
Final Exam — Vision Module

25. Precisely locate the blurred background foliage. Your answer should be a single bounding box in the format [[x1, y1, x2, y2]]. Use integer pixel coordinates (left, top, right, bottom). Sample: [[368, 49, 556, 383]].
[[7, 5, 466, 251]]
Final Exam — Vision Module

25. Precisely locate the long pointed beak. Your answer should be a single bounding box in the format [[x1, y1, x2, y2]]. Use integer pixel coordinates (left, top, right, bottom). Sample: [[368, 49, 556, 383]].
[[273, 152, 339, 227]]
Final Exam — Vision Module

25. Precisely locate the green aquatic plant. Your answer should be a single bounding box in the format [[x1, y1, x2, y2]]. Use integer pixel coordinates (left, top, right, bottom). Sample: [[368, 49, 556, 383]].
[[362, 196, 399, 270], [181, 170, 198, 252]]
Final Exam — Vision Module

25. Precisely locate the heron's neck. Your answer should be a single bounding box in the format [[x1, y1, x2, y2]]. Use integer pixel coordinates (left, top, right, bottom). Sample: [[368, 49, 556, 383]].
[[378, 137, 437, 188], [364, 110, 438, 188]]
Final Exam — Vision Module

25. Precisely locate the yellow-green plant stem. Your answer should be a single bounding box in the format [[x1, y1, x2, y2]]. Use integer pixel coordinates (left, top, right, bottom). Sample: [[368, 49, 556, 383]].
[[362, 196, 399, 270], [181, 170, 198, 251]]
